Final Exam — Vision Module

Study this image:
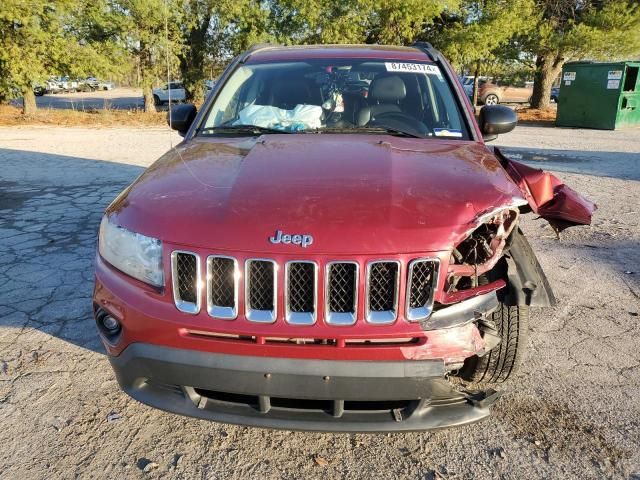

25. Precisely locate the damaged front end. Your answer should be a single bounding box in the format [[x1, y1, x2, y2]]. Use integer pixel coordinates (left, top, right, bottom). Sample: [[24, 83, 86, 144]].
[[424, 149, 597, 384], [438, 148, 597, 314]]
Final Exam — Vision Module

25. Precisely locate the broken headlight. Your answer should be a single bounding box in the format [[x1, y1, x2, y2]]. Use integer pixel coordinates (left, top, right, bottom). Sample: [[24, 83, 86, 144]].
[[447, 207, 518, 291]]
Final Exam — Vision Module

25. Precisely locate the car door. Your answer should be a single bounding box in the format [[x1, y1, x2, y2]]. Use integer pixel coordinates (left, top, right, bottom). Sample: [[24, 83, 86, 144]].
[[169, 82, 186, 102], [500, 81, 532, 103]]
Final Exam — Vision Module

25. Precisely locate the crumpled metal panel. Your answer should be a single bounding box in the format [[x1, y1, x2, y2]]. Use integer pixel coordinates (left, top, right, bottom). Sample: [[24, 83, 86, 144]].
[[495, 147, 597, 231]]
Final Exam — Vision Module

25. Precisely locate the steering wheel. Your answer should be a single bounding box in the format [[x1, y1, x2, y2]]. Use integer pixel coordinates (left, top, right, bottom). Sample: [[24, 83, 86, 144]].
[[368, 111, 430, 137]]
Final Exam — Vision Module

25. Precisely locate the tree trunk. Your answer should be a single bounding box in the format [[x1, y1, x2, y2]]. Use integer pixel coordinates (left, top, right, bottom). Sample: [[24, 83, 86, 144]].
[[139, 45, 157, 113], [180, 14, 212, 104], [472, 61, 481, 108], [531, 53, 564, 110], [22, 88, 37, 114], [143, 83, 156, 113]]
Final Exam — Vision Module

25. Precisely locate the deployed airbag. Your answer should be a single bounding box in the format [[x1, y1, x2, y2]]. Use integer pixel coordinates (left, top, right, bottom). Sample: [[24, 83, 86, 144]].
[[236, 104, 323, 131]]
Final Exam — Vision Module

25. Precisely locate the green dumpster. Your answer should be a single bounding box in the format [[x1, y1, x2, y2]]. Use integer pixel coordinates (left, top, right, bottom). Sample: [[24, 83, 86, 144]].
[[556, 61, 640, 129]]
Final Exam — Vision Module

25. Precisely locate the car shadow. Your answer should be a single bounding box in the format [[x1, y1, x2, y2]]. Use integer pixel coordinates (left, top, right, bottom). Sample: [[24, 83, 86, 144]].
[[12, 96, 184, 112], [0, 148, 145, 354], [496, 146, 640, 181], [12, 95, 145, 111]]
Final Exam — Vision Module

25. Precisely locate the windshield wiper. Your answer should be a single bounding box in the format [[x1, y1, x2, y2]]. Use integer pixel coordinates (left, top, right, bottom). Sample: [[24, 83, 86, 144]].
[[199, 125, 291, 136], [311, 126, 425, 138]]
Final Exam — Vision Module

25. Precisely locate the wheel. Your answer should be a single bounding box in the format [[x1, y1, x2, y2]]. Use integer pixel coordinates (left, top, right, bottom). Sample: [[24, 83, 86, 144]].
[[457, 303, 529, 385], [153, 94, 161, 106], [484, 93, 499, 105]]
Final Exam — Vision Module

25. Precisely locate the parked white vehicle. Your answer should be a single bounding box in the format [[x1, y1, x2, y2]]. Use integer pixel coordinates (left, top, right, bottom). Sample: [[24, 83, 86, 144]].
[[153, 82, 186, 105], [59, 77, 79, 92], [98, 81, 114, 91], [45, 80, 62, 94]]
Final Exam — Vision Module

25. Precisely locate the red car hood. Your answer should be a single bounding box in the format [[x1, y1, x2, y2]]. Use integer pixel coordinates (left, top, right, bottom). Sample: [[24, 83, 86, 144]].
[[108, 135, 525, 254]]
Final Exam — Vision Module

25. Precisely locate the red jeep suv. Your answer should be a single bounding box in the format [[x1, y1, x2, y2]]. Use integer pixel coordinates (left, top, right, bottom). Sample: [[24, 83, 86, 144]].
[[94, 43, 595, 432]]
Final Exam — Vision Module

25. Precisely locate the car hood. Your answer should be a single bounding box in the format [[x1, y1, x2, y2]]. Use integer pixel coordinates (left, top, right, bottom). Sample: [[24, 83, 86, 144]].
[[107, 135, 525, 254]]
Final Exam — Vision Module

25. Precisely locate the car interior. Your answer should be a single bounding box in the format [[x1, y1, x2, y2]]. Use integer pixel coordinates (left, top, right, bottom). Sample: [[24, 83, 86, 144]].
[[210, 60, 468, 139]]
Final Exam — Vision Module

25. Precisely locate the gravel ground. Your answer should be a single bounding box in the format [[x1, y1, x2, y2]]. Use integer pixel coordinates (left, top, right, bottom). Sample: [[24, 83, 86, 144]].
[[0, 125, 639, 479]]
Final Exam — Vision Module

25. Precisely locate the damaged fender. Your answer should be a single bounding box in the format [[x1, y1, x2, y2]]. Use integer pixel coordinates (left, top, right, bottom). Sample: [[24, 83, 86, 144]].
[[495, 147, 597, 232]]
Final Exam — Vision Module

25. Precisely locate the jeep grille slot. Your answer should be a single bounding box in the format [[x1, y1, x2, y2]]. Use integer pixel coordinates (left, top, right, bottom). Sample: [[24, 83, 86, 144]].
[[245, 259, 277, 323], [207, 256, 238, 319], [366, 261, 400, 324], [406, 259, 439, 321], [326, 262, 358, 325], [171, 251, 201, 314], [285, 262, 317, 325]]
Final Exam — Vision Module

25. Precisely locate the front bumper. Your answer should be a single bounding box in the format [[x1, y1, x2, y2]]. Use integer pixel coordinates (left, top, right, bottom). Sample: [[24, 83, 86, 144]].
[[110, 343, 499, 432]]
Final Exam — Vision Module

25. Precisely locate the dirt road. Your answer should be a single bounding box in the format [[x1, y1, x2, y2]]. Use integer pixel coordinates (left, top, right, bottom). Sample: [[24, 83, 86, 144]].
[[0, 125, 639, 479]]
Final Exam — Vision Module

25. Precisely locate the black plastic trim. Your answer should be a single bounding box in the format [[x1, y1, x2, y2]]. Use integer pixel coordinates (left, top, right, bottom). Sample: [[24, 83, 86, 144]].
[[502, 228, 556, 307], [109, 343, 498, 432]]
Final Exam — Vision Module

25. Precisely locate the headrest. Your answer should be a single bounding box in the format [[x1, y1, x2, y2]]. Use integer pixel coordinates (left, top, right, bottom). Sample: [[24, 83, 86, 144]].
[[369, 75, 406, 102]]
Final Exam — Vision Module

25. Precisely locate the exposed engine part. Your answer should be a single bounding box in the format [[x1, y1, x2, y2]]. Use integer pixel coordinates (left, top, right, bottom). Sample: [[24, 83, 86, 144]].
[[447, 207, 519, 293]]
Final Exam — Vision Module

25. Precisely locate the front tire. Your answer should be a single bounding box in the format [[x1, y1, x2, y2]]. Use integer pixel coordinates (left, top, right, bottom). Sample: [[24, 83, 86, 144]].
[[153, 94, 161, 106], [458, 303, 529, 385]]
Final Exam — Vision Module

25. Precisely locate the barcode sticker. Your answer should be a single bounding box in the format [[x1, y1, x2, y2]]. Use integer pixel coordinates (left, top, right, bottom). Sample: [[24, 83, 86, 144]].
[[384, 62, 441, 75]]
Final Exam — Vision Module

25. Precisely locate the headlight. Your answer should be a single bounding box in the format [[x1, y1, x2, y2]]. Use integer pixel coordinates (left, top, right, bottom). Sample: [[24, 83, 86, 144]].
[[99, 216, 164, 287]]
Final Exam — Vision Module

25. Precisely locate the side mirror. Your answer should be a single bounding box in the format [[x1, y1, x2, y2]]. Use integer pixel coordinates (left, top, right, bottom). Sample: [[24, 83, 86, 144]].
[[167, 103, 197, 136], [479, 105, 517, 142]]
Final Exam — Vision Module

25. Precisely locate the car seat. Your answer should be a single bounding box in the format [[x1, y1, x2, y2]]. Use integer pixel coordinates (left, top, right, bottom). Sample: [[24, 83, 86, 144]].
[[356, 75, 406, 126]]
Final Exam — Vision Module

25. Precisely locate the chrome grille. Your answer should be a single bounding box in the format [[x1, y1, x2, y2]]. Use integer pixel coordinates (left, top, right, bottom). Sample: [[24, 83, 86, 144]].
[[170, 250, 439, 324], [245, 259, 277, 323], [285, 261, 317, 325], [207, 256, 238, 319], [406, 259, 439, 321], [366, 261, 400, 324], [326, 262, 358, 325], [171, 251, 200, 314]]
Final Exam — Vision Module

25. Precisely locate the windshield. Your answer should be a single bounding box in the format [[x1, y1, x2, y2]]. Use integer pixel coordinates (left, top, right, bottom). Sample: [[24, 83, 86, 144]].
[[200, 59, 469, 139]]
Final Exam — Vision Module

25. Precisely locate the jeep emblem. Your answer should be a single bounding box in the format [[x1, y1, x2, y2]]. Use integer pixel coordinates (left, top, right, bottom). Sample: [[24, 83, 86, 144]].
[[269, 230, 313, 248]]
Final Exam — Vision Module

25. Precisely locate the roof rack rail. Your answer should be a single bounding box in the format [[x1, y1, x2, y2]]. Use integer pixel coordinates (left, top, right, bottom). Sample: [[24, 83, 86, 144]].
[[240, 43, 280, 63], [411, 41, 440, 62]]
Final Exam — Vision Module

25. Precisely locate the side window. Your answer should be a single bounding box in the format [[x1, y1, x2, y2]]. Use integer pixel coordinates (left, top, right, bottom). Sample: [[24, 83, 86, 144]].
[[422, 74, 463, 132], [204, 66, 255, 127]]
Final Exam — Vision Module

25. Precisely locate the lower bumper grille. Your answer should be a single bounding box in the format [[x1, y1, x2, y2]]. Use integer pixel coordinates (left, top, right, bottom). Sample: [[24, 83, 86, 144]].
[[193, 388, 414, 417]]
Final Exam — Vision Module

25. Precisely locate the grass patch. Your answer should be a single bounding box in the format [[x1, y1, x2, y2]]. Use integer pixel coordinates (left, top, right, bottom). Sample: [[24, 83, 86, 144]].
[[0, 104, 166, 127]]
